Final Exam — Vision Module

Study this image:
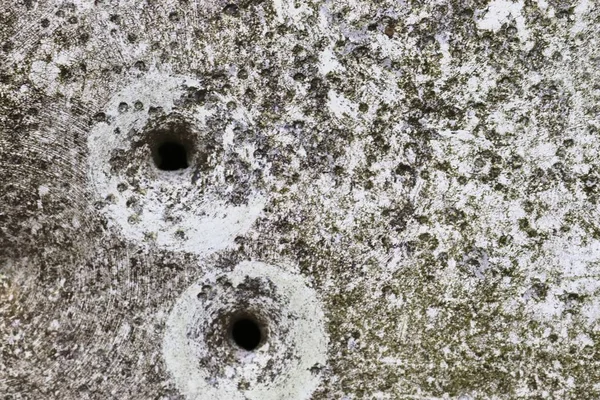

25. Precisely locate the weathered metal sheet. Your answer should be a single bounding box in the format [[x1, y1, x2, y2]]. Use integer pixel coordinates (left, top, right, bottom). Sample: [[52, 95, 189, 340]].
[[1, 1, 600, 399]]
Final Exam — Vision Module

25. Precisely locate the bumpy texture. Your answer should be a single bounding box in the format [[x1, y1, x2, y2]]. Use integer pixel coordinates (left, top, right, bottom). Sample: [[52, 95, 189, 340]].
[[1, 0, 600, 399]]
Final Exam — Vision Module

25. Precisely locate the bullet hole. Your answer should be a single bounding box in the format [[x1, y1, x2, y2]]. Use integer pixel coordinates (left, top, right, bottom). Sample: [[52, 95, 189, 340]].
[[147, 119, 195, 172], [229, 316, 263, 351], [41, 18, 50, 28], [154, 142, 188, 171]]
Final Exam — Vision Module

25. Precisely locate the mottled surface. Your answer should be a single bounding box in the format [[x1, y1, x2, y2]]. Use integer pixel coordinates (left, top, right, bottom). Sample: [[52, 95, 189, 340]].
[[1, 0, 600, 399]]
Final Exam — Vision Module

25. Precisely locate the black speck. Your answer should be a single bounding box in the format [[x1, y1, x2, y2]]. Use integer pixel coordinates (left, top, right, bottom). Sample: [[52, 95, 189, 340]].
[[93, 112, 107, 123], [2, 41, 14, 53], [58, 65, 73, 81], [223, 4, 239, 17], [148, 106, 163, 115], [134, 60, 147, 71], [79, 33, 90, 45], [118, 102, 129, 113]]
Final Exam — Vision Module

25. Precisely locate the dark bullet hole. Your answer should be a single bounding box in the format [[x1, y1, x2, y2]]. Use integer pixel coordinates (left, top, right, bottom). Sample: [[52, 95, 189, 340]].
[[230, 316, 263, 351], [384, 24, 395, 38], [155, 141, 189, 171], [147, 119, 198, 172]]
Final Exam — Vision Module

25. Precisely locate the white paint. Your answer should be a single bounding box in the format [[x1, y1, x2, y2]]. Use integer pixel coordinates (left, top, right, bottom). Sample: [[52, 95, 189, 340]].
[[38, 186, 49, 196], [476, 0, 531, 47], [571, 0, 590, 35], [477, 0, 522, 31], [436, 33, 452, 77], [319, 46, 345, 75], [163, 261, 328, 400], [29, 61, 61, 95], [327, 90, 358, 120], [272, 0, 313, 24]]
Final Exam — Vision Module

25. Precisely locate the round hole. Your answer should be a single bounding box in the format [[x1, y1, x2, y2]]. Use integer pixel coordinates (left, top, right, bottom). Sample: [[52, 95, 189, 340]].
[[230, 317, 263, 351], [155, 141, 189, 171], [146, 117, 196, 172]]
